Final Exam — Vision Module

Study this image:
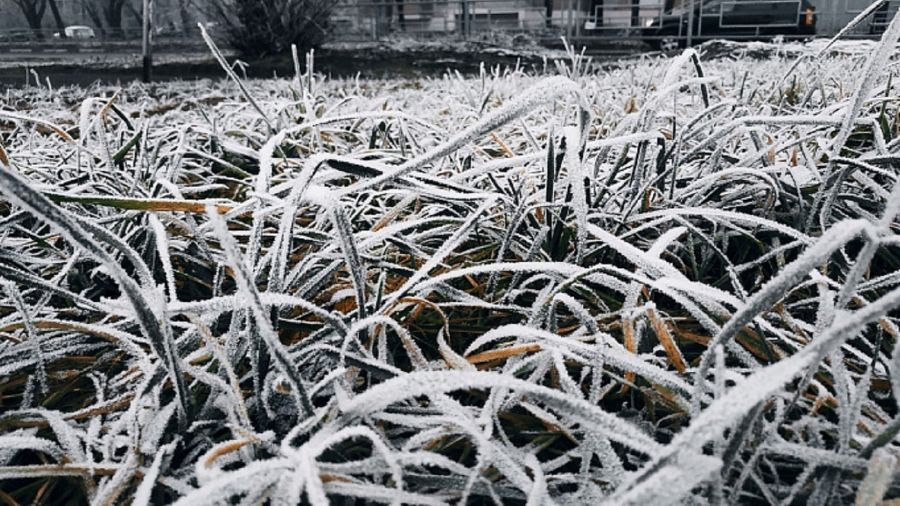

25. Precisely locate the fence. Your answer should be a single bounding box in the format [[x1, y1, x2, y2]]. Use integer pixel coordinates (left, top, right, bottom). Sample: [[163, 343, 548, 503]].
[[329, 0, 899, 45]]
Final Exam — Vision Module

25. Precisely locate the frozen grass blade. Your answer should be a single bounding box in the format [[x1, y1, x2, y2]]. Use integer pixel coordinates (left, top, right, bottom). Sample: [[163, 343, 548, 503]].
[[0, 162, 191, 425], [855, 449, 896, 506], [2, 281, 48, 394], [206, 206, 314, 419], [693, 219, 875, 409], [198, 23, 275, 133]]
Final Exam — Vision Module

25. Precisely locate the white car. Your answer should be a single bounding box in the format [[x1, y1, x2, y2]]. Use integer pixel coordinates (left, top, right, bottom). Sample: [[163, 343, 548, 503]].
[[61, 25, 96, 39]]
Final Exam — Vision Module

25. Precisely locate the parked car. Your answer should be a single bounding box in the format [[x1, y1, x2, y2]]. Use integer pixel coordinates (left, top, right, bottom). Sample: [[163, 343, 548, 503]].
[[53, 25, 96, 39], [645, 0, 816, 51]]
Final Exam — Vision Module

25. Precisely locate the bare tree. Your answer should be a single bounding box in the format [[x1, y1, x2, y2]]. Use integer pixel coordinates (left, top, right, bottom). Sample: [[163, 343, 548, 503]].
[[47, 0, 66, 35], [124, 0, 142, 28], [126, 0, 192, 37], [11, 0, 48, 32], [10, 0, 67, 39], [75, 0, 128, 37], [78, 0, 107, 36], [177, 0, 192, 34], [102, 0, 127, 36]]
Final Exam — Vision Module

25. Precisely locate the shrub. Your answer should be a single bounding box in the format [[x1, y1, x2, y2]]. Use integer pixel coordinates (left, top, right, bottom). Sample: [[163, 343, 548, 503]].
[[208, 0, 334, 57]]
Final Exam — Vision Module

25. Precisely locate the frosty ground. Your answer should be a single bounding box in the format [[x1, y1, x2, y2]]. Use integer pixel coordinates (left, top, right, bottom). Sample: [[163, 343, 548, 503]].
[[1, 30, 900, 505]]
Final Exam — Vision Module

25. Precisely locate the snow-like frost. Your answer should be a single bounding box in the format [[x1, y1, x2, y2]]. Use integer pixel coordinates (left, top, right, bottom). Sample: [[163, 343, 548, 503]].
[[2, 24, 900, 504]]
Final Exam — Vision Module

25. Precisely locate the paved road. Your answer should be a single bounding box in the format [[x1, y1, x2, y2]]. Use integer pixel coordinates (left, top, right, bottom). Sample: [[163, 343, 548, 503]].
[[0, 39, 642, 88], [0, 51, 135, 63], [0, 47, 222, 88]]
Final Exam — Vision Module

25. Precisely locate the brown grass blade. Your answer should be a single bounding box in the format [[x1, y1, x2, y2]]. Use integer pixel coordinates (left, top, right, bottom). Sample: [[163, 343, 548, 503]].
[[467, 343, 541, 365], [45, 192, 237, 214], [648, 307, 687, 373]]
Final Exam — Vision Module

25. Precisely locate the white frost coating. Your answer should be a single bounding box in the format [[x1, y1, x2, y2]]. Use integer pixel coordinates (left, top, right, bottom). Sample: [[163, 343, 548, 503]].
[[586, 224, 686, 280], [323, 483, 449, 505], [3, 29, 900, 505], [632, 208, 812, 243], [602, 453, 721, 506], [0, 436, 64, 460], [620, 284, 900, 499], [449, 131, 662, 184], [259, 111, 440, 193], [525, 453, 548, 506], [855, 448, 897, 506], [828, 8, 900, 159], [173, 458, 294, 505], [341, 370, 663, 455], [132, 441, 177, 506], [206, 206, 314, 417], [654, 277, 745, 310], [338, 76, 588, 195], [564, 126, 589, 263], [149, 214, 178, 303], [694, 219, 874, 408], [380, 196, 497, 309], [2, 281, 48, 394]]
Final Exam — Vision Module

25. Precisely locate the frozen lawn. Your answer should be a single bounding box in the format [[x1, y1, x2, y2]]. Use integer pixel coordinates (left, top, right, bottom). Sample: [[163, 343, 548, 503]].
[[1, 26, 900, 504]]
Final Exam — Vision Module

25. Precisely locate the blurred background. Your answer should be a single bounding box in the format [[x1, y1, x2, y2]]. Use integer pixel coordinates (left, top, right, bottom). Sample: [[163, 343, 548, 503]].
[[0, 0, 894, 53]]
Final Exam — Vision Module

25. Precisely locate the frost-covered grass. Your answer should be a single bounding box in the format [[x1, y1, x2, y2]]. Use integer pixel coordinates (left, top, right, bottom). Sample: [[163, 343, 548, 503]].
[[1, 26, 900, 504]]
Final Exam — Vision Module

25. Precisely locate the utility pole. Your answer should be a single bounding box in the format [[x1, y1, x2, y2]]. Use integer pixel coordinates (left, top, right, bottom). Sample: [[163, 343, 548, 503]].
[[686, 0, 694, 47], [142, 0, 153, 82], [575, 0, 581, 38]]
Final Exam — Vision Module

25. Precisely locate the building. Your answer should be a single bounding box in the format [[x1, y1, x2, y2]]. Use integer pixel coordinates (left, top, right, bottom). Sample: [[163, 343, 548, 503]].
[[331, 0, 900, 41]]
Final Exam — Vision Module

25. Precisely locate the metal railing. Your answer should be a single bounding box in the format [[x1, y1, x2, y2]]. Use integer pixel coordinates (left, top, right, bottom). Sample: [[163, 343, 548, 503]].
[[329, 0, 553, 41], [714, 1, 803, 29], [328, 0, 900, 45], [326, 0, 824, 44], [869, 0, 899, 32]]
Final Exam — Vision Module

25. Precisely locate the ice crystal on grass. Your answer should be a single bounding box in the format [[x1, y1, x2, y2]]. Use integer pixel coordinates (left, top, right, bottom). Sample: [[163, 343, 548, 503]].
[[1, 16, 900, 504]]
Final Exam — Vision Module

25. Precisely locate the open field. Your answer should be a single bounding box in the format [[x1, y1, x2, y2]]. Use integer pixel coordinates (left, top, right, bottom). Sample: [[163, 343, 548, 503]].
[[1, 23, 900, 505]]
